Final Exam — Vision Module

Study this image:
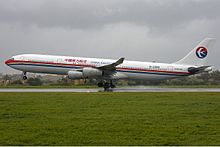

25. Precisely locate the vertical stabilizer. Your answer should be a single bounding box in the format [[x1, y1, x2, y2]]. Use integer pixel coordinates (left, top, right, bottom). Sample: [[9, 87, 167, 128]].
[[175, 38, 216, 66]]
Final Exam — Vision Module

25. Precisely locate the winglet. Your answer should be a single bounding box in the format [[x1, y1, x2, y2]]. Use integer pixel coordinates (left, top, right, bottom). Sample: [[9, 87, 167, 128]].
[[98, 57, 125, 71], [112, 57, 125, 66]]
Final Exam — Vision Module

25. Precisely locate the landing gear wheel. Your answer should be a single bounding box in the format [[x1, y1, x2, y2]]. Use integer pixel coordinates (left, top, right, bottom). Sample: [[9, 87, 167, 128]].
[[104, 82, 110, 91], [99, 80, 116, 91], [110, 80, 116, 88], [110, 84, 116, 88], [97, 82, 104, 87], [23, 76, 27, 80]]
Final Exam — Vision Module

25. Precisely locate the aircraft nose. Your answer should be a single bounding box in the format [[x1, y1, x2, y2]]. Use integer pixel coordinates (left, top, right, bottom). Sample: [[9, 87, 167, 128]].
[[5, 59, 11, 65]]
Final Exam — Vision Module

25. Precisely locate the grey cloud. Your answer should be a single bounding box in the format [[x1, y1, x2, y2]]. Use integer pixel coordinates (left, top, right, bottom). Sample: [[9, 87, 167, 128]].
[[0, 0, 219, 30]]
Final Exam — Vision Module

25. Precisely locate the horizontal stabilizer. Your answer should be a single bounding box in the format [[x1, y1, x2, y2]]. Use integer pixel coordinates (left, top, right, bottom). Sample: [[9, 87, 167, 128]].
[[188, 66, 212, 74]]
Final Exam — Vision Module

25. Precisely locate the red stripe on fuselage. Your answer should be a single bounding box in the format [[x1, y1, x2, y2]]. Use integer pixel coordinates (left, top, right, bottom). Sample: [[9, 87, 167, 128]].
[[117, 67, 190, 75]]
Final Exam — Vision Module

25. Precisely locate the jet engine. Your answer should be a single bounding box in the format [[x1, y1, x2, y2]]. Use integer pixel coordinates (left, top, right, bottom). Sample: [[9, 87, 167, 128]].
[[67, 71, 83, 79], [67, 67, 103, 79], [82, 67, 103, 78]]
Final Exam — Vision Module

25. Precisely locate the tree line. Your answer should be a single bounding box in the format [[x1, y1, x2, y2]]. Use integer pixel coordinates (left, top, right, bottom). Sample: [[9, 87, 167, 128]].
[[1, 70, 220, 86]]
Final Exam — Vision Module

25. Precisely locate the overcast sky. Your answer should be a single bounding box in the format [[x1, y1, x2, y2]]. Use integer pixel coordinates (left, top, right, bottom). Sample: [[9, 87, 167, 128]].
[[0, 0, 220, 74]]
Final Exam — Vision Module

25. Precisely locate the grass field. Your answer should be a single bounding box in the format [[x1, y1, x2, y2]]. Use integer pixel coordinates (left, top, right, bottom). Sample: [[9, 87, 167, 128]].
[[0, 92, 219, 145]]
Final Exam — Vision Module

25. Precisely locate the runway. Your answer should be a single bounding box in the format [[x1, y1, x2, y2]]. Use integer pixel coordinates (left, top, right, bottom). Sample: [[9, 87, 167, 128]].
[[1, 87, 220, 92]]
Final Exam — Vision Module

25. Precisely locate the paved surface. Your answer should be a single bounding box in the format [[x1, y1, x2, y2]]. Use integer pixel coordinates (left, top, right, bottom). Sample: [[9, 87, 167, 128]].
[[1, 87, 220, 92]]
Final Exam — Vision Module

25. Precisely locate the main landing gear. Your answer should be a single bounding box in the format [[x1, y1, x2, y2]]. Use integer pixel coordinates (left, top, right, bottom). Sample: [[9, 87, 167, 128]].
[[22, 72, 27, 80], [97, 80, 116, 91]]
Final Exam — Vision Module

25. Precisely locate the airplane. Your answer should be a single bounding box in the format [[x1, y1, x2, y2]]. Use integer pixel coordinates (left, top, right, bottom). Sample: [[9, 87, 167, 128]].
[[5, 38, 216, 90]]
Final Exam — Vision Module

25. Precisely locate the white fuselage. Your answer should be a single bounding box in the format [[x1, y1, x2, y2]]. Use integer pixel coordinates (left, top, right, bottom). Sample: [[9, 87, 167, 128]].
[[5, 54, 193, 81]]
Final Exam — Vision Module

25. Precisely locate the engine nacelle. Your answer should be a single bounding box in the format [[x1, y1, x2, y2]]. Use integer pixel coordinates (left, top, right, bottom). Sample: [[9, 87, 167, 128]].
[[82, 67, 103, 78], [68, 68, 103, 79], [67, 71, 83, 79]]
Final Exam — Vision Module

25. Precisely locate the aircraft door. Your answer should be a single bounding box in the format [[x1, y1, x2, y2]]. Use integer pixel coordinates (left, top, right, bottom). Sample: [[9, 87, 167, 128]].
[[168, 66, 173, 72], [57, 58, 63, 63]]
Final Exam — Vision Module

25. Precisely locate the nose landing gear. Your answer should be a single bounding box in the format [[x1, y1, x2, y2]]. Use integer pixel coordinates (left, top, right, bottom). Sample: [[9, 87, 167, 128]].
[[22, 72, 27, 80]]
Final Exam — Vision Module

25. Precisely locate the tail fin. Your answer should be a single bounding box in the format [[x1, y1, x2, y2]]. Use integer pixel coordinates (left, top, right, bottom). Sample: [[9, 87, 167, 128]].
[[175, 38, 216, 66]]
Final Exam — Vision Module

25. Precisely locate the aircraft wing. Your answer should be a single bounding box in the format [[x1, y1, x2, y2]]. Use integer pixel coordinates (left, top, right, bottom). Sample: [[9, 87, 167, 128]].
[[97, 57, 125, 71]]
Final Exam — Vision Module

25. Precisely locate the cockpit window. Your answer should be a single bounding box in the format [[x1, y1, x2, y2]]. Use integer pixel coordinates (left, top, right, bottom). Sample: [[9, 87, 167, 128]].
[[10, 58, 14, 60]]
